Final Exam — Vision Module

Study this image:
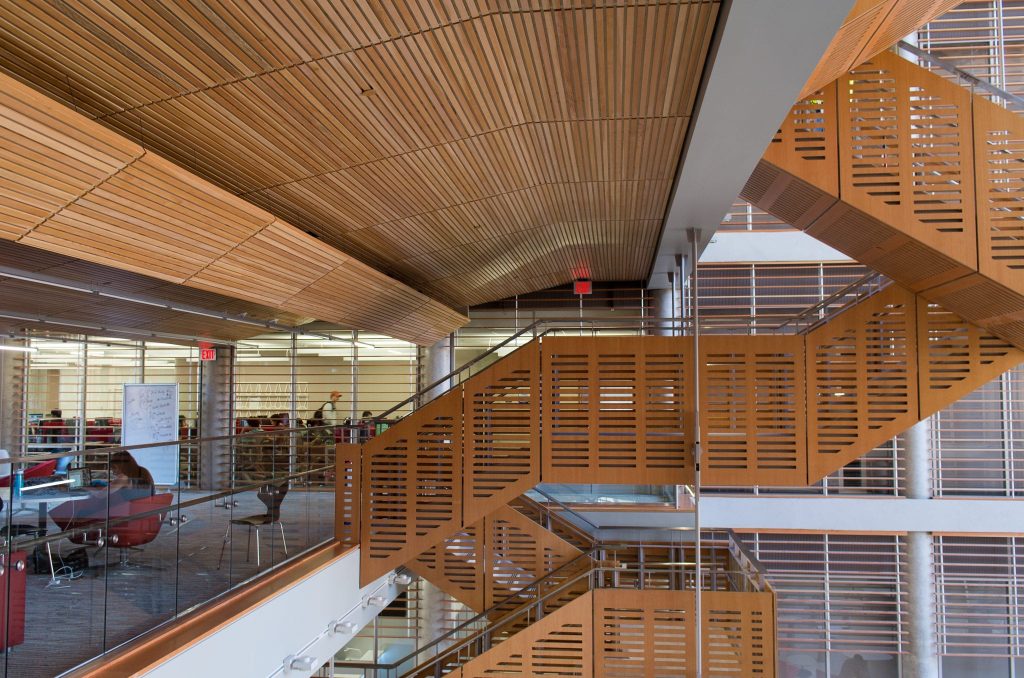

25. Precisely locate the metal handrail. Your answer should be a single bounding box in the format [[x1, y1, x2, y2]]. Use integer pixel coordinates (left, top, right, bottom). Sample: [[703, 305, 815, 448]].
[[528, 486, 601, 533], [776, 271, 886, 332], [343, 546, 601, 671], [377, 291, 879, 422], [896, 40, 1024, 110], [9, 422, 341, 464], [6, 463, 334, 551], [339, 559, 763, 675]]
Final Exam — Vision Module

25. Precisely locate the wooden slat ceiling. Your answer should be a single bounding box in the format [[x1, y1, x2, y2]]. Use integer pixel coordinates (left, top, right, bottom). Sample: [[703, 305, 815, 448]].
[[0, 239, 309, 341], [0, 66, 466, 345], [800, 0, 963, 98], [0, 0, 720, 309]]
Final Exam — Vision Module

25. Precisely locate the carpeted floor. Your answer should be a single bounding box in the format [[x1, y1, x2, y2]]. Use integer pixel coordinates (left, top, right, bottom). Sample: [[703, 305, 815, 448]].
[[0, 489, 335, 678]]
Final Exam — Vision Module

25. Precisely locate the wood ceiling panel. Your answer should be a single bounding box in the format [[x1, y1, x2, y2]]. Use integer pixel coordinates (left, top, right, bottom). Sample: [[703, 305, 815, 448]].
[[801, 0, 962, 98], [0, 1, 719, 308], [0, 70, 466, 344]]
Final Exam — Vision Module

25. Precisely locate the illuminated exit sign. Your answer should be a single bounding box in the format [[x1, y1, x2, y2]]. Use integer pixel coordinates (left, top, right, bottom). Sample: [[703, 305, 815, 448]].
[[200, 348, 217, 361]]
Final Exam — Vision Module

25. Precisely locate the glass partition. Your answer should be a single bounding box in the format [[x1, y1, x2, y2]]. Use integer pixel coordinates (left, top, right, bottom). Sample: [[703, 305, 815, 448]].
[[0, 427, 337, 678]]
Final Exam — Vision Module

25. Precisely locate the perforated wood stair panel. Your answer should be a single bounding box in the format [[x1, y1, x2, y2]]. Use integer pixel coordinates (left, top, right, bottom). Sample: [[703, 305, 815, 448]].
[[917, 298, 1024, 417], [703, 591, 776, 677], [805, 285, 918, 482], [334, 443, 360, 549], [542, 336, 693, 485], [701, 335, 807, 486], [463, 343, 540, 525], [409, 520, 486, 612], [486, 506, 582, 608], [594, 589, 696, 677], [744, 49, 1024, 353], [452, 589, 777, 678], [458, 591, 593, 678], [406, 504, 582, 613], [360, 388, 462, 583]]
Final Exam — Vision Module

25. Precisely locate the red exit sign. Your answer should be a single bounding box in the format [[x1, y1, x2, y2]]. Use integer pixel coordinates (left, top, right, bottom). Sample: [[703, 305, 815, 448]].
[[200, 347, 217, 361]]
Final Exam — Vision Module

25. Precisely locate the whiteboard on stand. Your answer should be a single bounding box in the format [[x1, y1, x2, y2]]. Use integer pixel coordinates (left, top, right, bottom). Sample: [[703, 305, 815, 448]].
[[121, 383, 179, 486]]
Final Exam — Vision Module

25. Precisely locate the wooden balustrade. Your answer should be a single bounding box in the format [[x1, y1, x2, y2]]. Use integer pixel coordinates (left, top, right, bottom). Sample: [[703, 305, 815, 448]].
[[354, 295, 1023, 583], [444, 588, 777, 678], [747, 48, 1024, 352]]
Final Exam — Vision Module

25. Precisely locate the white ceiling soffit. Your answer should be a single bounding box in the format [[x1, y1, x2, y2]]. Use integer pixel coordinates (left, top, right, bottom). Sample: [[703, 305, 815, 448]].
[[647, 0, 855, 289], [701, 231, 851, 263]]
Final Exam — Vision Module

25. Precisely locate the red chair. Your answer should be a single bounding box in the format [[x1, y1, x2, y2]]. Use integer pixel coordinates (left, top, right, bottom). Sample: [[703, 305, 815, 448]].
[[0, 459, 57, 488], [50, 493, 173, 567], [49, 494, 110, 543], [106, 493, 173, 566]]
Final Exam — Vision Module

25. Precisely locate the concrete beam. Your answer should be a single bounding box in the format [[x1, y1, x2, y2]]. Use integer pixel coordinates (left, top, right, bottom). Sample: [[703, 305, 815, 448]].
[[648, 0, 854, 288]]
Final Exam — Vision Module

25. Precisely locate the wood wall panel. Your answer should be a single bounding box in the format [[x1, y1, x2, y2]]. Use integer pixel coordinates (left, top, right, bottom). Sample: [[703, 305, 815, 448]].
[[360, 388, 463, 585], [0, 70, 467, 344], [335, 443, 361, 549], [459, 591, 593, 678], [701, 335, 807, 487], [0, 1, 720, 309], [463, 343, 541, 525], [805, 285, 918, 482], [542, 336, 693, 485]]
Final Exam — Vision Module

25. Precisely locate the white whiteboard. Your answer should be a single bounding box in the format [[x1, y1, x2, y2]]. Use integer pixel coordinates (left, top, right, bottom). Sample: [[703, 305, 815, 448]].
[[121, 383, 179, 486]]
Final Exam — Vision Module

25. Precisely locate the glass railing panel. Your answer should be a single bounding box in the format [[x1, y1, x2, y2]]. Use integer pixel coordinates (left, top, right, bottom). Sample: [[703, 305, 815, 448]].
[[174, 485, 235, 615], [0, 426, 339, 678]]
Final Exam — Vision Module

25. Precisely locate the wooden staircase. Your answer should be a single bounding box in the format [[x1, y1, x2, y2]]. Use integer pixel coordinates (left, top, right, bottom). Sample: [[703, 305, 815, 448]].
[[355, 287, 1023, 585], [744, 48, 1024, 351]]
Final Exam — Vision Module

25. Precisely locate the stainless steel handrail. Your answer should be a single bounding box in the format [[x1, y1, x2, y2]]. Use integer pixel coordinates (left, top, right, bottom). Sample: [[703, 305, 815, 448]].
[[351, 546, 601, 672], [529, 486, 601, 532], [896, 40, 1024, 110], [9, 422, 341, 464]]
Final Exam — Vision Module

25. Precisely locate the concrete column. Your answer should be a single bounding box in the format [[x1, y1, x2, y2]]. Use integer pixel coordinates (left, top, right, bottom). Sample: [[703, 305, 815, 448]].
[[199, 347, 233, 490], [652, 287, 674, 336], [422, 335, 452, 404], [902, 417, 940, 677], [0, 340, 25, 457]]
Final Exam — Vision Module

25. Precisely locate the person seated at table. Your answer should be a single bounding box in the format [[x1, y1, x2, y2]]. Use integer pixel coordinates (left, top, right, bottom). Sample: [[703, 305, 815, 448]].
[[107, 451, 155, 503]]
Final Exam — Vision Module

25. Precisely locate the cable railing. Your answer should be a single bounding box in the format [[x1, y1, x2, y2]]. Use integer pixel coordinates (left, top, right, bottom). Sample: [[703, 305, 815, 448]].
[[0, 428, 338, 678]]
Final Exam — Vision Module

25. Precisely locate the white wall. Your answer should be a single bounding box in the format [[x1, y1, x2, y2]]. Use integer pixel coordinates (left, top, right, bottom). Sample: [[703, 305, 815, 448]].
[[145, 547, 402, 678]]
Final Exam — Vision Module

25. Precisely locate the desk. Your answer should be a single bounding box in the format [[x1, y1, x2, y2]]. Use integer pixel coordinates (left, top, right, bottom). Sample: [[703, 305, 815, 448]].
[[11, 491, 92, 532]]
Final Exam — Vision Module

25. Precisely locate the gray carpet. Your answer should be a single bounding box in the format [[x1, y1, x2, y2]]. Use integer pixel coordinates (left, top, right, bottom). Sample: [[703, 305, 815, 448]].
[[0, 489, 336, 678]]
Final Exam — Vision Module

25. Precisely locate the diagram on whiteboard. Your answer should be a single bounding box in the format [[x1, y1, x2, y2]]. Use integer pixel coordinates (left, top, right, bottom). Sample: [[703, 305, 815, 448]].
[[122, 383, 179, 486]]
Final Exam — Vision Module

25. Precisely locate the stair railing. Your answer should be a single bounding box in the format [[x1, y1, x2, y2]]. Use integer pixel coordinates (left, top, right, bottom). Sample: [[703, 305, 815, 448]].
[[896, 39, 1024, 111], [337, 546, 601, 677]]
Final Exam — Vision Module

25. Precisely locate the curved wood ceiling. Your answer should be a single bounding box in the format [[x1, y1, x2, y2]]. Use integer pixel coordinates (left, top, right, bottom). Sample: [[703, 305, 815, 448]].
[[0, 0, 720, 308], [0, 70, 466, 345]]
